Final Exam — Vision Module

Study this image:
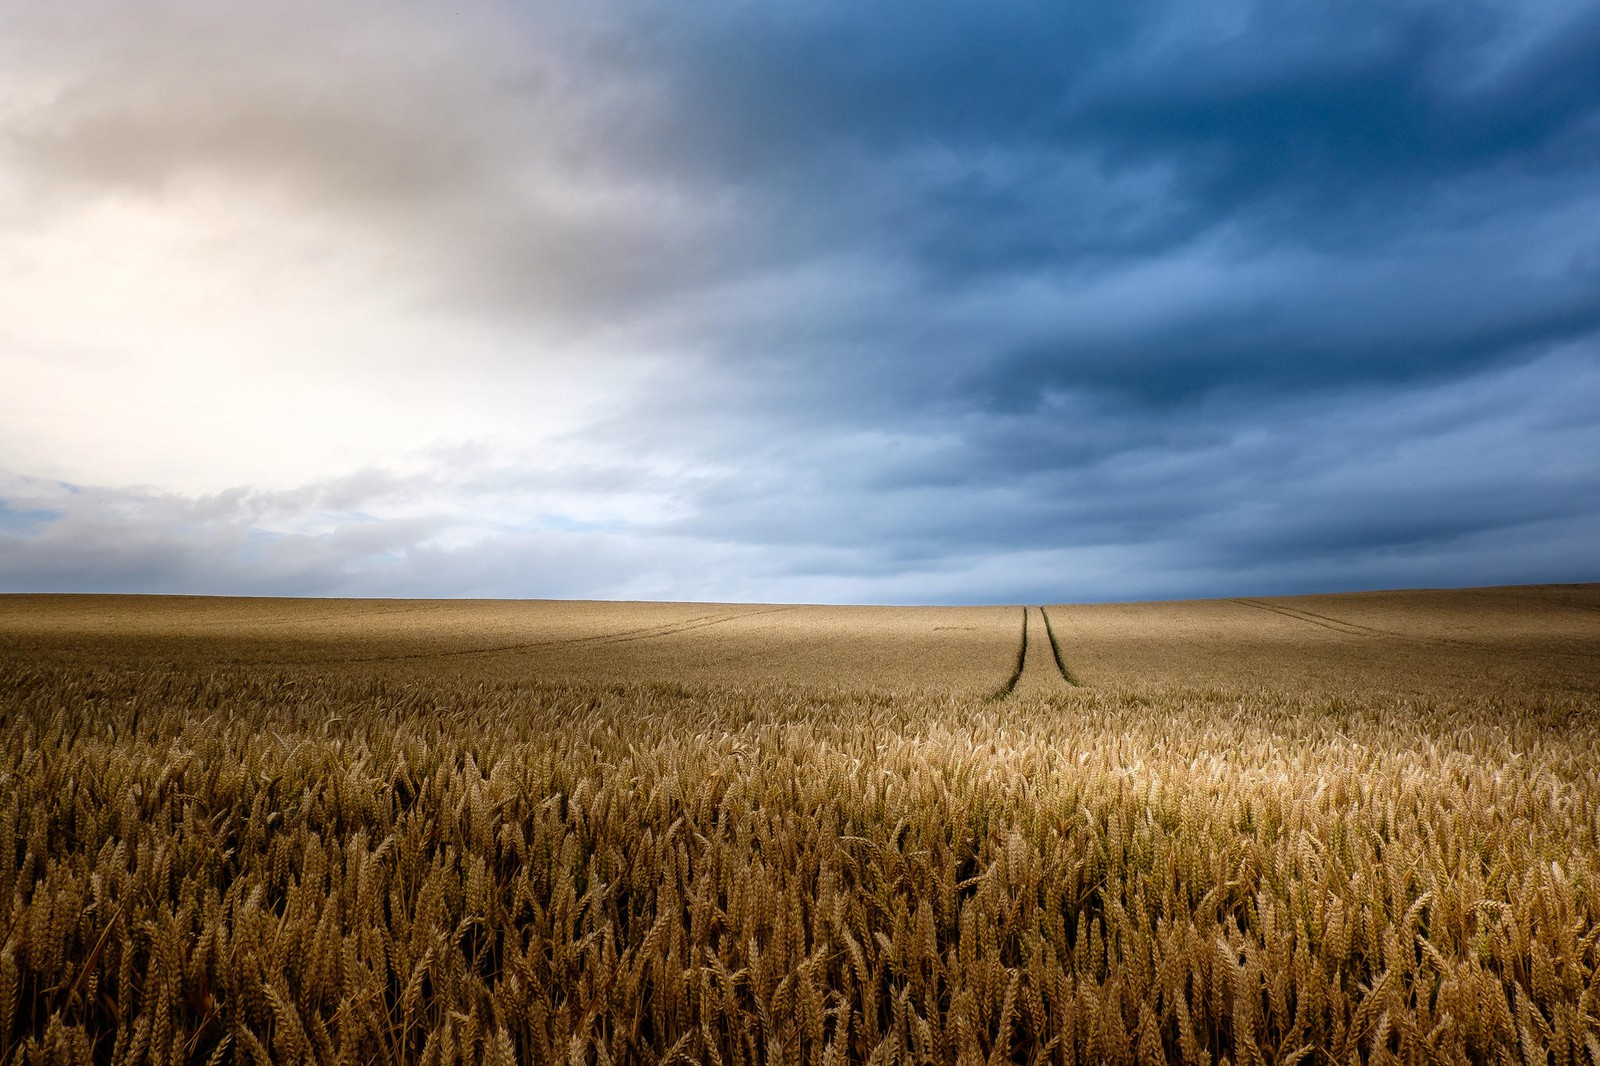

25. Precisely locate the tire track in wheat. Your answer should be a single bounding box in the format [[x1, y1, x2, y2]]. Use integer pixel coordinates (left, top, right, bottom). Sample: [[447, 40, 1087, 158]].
[[1227, 598, 1600, 670], [992, 606, 1028, 699], [1038, 606, 1081, 686], [997, 607, 1079, 698], [1230, 597, 1477, 651], [330, 605, 801, 665]]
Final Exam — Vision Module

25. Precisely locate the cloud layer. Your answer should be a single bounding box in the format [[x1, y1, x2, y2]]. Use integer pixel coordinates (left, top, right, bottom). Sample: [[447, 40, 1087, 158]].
[[3, 0, 1598, 603]]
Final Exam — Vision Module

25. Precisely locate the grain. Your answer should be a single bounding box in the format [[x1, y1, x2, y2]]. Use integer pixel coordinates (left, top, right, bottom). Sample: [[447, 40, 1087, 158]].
[[0, 586, 1595, 1063]]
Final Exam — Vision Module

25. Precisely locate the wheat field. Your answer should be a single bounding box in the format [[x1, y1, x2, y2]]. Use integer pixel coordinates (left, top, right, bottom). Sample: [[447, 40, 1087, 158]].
[[1, 585, 1597, 1064]]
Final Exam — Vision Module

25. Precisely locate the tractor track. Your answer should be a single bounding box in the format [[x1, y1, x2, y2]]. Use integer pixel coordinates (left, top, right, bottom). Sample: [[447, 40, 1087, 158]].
[[1230, 597, 1475, 650], [995, 605, 1079, 698], [1038, 606, 1081, 686], [993, 606, 1029, 699], [328, 605, 801, 665], [1231, 596, 1600, 672]]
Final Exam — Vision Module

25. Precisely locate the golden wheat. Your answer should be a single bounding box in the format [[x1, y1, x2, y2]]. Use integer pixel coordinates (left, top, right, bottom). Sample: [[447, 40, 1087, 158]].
[[0, 587, 1596, 1063]]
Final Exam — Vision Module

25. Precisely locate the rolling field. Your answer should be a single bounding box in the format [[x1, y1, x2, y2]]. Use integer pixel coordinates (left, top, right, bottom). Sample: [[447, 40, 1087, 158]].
[[1, 585, 1598, 1064], [0, 595, 1019, 693], [1045, 585, 1600, 696]]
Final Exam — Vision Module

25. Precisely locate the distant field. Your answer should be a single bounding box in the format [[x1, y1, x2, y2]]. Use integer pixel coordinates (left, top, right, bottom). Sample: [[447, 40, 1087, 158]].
[[1046, 583, 1600, 695], [0, 595, 1020, 693], [1, 585, 1596, 1064], [4, 584, 1593, 696]]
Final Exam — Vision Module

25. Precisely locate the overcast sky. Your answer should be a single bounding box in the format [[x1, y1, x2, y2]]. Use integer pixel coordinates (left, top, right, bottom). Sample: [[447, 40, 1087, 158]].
[[3, 0, 1598, 604]]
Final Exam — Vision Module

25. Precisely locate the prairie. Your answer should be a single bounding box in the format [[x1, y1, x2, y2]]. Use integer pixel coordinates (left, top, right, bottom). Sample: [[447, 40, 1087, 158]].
[[0, 584, 1596, 1064]]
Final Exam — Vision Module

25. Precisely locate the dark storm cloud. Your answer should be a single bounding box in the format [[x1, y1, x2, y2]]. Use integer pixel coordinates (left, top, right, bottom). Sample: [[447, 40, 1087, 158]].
[[625, 343, 1600, 600], [1071, 5, 1600, 209], [3, 0, 1599, 600], [634, 0, 1600, 409]]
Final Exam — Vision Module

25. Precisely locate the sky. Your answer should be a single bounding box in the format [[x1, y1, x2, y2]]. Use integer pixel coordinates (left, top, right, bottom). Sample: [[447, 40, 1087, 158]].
[[2, 0, 1598, 605]]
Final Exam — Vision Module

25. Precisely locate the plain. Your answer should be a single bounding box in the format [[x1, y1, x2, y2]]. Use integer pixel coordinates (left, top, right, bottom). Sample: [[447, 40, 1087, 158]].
[[0, 584, 1597, 1065]]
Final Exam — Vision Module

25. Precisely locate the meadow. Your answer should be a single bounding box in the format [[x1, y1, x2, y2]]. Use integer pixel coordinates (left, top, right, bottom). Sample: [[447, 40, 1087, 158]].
[[1, 585, 1597, 1064]]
